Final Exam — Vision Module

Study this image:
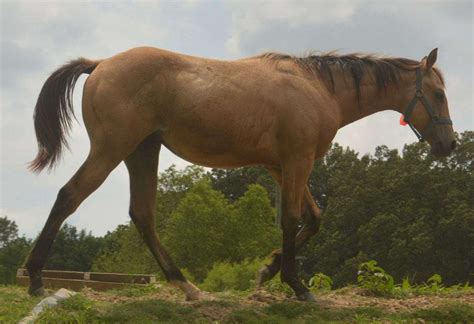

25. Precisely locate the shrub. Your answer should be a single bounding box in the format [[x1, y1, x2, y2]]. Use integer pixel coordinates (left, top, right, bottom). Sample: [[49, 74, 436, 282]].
[[200, 259, 264, 292]]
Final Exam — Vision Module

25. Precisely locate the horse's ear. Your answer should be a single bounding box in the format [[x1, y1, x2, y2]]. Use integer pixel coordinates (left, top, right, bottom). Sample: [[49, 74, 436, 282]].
[[423, 48, 438, 70]]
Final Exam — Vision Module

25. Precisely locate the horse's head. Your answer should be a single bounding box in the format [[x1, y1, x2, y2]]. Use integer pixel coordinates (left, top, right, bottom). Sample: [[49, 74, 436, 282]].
[[401, 48, 456, 157]]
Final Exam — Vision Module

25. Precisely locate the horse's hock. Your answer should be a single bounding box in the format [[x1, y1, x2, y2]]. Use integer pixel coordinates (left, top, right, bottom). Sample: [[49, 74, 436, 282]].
[[16, 268, 156, 291]]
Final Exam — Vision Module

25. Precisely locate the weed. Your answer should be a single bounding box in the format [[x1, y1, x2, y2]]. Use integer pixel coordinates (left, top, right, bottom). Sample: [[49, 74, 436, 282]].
[[308, 272, 333, 292], [357, 260, 394, 295], [263, 277, 293, 296]]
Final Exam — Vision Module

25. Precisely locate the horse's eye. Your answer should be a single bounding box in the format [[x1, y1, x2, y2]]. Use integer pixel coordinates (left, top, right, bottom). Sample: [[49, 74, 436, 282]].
[[435, 92, 444, 102]]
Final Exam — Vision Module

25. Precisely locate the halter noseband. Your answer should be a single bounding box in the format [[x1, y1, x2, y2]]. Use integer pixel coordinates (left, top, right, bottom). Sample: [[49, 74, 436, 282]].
[[401, 68, 452, 142]]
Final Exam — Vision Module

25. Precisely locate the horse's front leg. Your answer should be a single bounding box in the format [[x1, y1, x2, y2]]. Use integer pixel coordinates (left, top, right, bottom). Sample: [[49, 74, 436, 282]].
[[278, 157, 315, 301]]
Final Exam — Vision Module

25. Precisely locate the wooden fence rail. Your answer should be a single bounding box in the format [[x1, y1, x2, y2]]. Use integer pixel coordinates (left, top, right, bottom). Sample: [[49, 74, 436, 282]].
[[16, 268, 156, 291]]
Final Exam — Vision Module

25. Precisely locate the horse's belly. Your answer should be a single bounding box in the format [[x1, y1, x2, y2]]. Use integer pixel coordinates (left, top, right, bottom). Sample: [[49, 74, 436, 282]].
[[160, 125, 277, 168]]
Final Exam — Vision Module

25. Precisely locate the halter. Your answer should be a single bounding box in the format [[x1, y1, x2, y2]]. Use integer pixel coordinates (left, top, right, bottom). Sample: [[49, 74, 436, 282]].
[[401, 67, 452, 142]]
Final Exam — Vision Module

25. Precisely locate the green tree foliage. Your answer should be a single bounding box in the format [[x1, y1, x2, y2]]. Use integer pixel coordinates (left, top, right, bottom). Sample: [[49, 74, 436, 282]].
[[156, 165, 206, 231], [209, 167, 277, 203], [232, 184, 281, 260], [0, 216, 19, 248], [92, 165, 206, 275], [46, 223, 104, 272], [163, 180, 279, 281], [92, 224, 159, 275], [93, 173, 279, 281], [200, 258, 264, 292], [0, 216, 31, 284], [164, 179, 236, 280], [301, 131, 474, 287]]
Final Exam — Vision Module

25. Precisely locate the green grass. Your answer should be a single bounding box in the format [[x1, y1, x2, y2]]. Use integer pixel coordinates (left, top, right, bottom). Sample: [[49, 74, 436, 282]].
[[228, 303, 474, 323], [0, 285, 42, 323], [36, 296, 203, 323], [228, 302, 388, 323], [2, 285, 473, 323], [411, 303, 474, 323], [105, 283, 164, 297]]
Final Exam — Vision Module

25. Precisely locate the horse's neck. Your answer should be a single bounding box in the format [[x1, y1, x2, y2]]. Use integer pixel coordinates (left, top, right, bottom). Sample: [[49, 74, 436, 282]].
[[334, 70, 413, 128]]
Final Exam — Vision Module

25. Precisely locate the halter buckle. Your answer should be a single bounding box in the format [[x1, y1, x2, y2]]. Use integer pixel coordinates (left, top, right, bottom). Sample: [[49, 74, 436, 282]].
[[415, 89, 424, 98]]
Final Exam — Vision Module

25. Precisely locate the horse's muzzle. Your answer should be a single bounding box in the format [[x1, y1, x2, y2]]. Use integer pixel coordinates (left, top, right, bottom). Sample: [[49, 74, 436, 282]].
[[431, 140, 457, 157]]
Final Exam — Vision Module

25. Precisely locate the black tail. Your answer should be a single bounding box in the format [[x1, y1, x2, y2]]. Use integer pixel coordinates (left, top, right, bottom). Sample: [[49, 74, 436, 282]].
[[29, 58, 100, 173]]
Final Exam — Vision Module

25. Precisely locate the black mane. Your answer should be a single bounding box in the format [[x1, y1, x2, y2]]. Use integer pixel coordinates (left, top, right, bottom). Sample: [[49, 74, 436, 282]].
[[259, 51, 444, 105]]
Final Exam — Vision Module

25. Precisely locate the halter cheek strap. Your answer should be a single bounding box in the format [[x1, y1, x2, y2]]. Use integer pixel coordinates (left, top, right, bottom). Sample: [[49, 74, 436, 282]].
[[401, 68, 452, 142]]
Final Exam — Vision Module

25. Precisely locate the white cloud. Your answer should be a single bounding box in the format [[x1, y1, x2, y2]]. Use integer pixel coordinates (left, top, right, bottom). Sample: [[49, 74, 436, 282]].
[[444, 75, 473, 128], [225, 0, 359, 56]]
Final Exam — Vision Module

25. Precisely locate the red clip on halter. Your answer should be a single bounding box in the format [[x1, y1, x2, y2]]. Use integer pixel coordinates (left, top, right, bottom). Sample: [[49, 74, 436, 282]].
[[400, 68, 452, 142], [399, 115, 408, 126]]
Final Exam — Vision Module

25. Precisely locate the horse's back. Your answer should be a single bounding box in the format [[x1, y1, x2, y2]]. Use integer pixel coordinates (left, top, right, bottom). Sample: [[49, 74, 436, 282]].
[[82, 47, 335, 167]]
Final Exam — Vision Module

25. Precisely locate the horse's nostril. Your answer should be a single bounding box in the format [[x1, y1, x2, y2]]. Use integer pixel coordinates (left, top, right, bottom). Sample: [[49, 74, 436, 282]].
[[451, 141, 457, 150]]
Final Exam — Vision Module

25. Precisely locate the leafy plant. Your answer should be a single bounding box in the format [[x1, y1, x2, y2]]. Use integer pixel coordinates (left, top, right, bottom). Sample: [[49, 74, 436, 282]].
[[263, 277, 293, 296], [308, 272, 333, 292], [417, 274, 445, 293], [427, 274, 443, 289], [401, 277, 412, 291], [357, 260, 394, 295], [388, 276, 416, 297]]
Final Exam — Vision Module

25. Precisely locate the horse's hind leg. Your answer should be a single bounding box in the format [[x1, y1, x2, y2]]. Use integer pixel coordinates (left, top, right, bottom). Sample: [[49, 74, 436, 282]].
[[257, 167, 321, 287], [24, 149, 121, 296], [124, 134, 202, 301]]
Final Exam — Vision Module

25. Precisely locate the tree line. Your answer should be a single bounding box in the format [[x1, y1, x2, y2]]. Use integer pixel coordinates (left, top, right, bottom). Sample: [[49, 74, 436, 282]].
[[1, 131, 472, 287]]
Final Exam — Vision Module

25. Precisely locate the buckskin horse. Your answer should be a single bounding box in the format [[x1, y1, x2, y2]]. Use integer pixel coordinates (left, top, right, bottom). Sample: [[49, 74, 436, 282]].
[[25, 47, 455, 301]]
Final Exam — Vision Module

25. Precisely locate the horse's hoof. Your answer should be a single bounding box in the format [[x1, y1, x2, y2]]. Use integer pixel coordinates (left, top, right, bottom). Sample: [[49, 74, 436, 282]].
[[256, 266, 271, 287], [28, 286, 45, 297], [296, 291, 316, 302]]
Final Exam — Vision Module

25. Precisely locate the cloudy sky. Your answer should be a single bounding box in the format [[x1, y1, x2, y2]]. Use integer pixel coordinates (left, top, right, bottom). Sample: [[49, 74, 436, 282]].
[[1, 0, 472, 238]]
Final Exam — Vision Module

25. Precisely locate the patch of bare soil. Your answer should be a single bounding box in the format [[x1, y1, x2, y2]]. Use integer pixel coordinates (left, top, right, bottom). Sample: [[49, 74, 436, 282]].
[[81, 283, 183, 304], [315, 287, 474, 312], [244, 288, 287, 305]]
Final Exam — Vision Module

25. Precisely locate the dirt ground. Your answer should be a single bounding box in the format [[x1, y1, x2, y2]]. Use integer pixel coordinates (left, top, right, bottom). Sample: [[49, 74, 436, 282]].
[[80, 284, 474, 321]]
